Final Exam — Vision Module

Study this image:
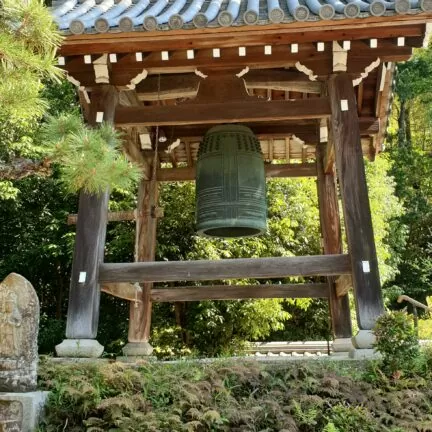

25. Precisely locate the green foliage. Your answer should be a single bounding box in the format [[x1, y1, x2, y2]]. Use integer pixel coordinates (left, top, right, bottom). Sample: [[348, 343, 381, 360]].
[[373, 311, 420, 377], [0, 0, 62, 119], [365, 156, 405, 284], [384, 145, 432, 303], [418, 318, 432, 340], [324, 404, 378, 432], [37, 360, 432, 431], [42, 114, 142, 194], [383, 44, 432, 306]]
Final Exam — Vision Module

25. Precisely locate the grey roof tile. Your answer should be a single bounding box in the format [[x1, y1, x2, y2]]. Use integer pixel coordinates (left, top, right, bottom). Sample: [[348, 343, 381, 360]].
[[50, 0, 430, 34]]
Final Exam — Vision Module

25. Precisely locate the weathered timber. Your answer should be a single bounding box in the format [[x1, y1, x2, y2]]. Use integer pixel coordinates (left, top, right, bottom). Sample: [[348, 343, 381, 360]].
[[129, 173, 159, 343], [66, 85, 118, 339], [335, 275, 353, 297], [151, 283, 329, 302], [156, 163, 317, 182], [316, 144, 352, 339], [101, 282, 141, 302], [115, 98, 331, 126], [99, 254, 351, 283], [67, 208, 163, 225], [328, 73, 384, 330]]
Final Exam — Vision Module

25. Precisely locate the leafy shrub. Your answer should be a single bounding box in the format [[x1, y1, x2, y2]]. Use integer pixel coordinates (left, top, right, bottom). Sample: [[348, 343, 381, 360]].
[[373, 311, 420, 377], [325, 404, 378, 432]]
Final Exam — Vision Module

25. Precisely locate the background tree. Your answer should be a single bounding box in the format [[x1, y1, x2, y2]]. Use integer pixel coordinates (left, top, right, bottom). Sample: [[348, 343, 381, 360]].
[[383, 45, 432, 305], [0, 0, 62, 198]]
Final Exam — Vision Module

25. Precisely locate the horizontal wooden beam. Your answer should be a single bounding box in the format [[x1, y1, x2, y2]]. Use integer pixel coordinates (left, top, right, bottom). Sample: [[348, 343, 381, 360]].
[[115, 98, 331, 127], [68, 208, 164, 225], [151, 283, 329, 302], [166, 117, 379, 143], [156, 163, 316, 182], [99, 254, 352, 283]]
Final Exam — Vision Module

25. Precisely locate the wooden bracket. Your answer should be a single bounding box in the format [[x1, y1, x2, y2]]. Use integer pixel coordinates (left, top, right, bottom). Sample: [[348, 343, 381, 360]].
[[93, 54, 110, 84], [332, 41, 348, 72], [101, 282, 143, 302], [126, 69, 148, 90], [352, 57, 381, 87], [295, 61, 318, 81], [335, 274, 352, 297]]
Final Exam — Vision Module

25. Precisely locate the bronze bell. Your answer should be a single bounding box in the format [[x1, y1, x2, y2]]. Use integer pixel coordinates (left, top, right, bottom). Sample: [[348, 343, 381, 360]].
[[196, 125, 267, 238]]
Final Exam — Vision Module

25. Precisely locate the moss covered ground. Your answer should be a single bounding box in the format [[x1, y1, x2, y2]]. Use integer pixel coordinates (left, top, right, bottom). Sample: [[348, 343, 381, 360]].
[[37, 357, 432, 432]]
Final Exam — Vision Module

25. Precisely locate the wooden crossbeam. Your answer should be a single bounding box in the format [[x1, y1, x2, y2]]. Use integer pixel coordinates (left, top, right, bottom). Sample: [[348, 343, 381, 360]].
[[99, 254, 352, 283], [151, 283, 329, 302], [115, 98, 331, 127], [67, 208, 164, 225], [156, 163, 317, 182], [165, 117, 379, 143]]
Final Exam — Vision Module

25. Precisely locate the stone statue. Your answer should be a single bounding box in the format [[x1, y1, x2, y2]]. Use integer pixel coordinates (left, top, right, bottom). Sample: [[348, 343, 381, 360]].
[[0, 273, 39, 392]]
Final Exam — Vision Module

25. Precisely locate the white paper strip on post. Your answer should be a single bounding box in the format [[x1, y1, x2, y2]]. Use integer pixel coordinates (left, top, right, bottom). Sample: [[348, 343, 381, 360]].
[[362, 261, 370, 273]]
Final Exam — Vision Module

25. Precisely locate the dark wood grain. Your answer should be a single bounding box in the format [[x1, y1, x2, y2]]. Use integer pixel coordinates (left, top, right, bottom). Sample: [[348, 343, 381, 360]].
[[99, 255, 352, 283], [151, 283, 329, 302], [65, 85, 118, 339], [115, 98, 331, 127], [328, 73, 384, 330], [316, 144, 352, 339]]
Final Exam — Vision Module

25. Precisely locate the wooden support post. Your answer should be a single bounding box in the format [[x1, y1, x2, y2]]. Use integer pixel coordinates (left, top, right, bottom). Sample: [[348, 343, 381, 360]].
[[56, 85, 118, 358], [327, 73, 384, 343], [316, 144, 353, 344], [123, 159, 159, 357]]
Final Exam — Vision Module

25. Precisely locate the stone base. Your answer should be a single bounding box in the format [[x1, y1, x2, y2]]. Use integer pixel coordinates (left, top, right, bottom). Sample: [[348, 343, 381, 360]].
[[352, 330, 376, 349], [332, 338, 355, 353], [0, 391, 49, 432], [0, 358, 37, 393], [122, 342, 154, 357], [349, 348, 381, 360], [55, 339, 104, 358]]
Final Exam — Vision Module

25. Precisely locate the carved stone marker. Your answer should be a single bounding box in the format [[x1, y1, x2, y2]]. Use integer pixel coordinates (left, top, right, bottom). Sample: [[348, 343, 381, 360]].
[[0, 274, 48, 432], [0, 399, 23, 432], [0, 273, 39, 392]]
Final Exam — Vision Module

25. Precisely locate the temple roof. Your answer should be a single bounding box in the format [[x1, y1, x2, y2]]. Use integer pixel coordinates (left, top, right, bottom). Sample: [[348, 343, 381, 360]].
[[51, 0, 430, 34]]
